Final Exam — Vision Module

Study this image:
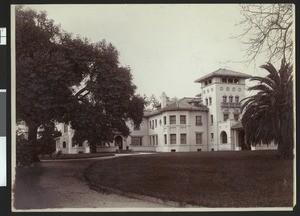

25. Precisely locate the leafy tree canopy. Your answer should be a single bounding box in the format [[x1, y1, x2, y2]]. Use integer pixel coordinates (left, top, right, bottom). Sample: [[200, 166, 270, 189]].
[[16, 6, 145, 160], [241, 60, 293, 158]]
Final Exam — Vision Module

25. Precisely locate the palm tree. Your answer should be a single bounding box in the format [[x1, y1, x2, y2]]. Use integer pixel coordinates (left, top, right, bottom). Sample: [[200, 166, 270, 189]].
[[241, 60, 293, 159]]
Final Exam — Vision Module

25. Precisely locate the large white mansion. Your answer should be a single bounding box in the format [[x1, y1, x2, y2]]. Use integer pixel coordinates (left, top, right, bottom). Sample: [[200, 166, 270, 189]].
[[55, 69, 277, 154]]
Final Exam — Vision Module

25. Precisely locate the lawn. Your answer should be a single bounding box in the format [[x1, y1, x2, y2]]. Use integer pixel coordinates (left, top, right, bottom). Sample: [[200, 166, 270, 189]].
[[84, 150, 294, 207], [39, 152, 115, 160]]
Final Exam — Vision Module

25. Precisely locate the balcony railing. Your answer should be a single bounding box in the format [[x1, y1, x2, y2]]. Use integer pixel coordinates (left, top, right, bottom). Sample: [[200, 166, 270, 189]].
[[221, 102, 242, 108]]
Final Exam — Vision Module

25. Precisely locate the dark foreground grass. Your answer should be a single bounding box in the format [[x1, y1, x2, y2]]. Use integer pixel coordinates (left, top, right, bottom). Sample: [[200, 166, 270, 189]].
[[39, 152, 115, 160], [85, 151, 293, 207]]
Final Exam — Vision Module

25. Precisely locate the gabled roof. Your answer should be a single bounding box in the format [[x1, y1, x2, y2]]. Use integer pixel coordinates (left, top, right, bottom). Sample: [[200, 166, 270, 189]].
[[144, 97, 208, 117], [231, 122, 243, 130], [194, 68, 252, 83]]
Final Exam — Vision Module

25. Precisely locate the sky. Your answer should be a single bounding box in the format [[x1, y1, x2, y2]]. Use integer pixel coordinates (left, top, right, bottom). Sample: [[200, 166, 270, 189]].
[[25, 4, 271, 99]]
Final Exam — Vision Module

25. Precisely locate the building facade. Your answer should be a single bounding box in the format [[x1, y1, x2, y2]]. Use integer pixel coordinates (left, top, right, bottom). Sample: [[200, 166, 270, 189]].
[[55, 68, 277, 153]]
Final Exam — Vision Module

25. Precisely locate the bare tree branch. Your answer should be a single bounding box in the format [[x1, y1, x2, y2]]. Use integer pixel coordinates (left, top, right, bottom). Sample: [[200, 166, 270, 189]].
[[235, 4, 293, 64]]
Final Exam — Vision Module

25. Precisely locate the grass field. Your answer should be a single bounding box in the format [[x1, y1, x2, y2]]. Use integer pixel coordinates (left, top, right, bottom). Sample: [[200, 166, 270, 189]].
[[39, 152, 115, 160], [84, 150, 293, 207]]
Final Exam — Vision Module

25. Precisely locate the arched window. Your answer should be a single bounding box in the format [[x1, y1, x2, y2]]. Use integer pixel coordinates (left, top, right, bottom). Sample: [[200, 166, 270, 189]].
[[220, 131, 228, 144]]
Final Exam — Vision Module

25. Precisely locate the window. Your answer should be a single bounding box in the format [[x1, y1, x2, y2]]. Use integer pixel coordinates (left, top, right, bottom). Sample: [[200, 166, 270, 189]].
[[163, 116, 167, 125], [222, 78, 227, 83], [152, 120, 154, 129], [234, 114, 239, 121], [228, 78, 233, 83], [164, 134, 167, 144], [235, 96, 239, 103], [234, 78, 239, 83], [221, 131, 228, 144], [223, 114, 229, 121], [205, 81, 208, 85], [63, 124, 68, 133], [180, 115, 186, 124], [223, 96, 227, 103], [196, 116, 202, 126], [79, 142, 83, 147], [210, 115, 213, 124], [149, 121, 151, 129], [155, 119, 157, 128], [209, 97, 212, 105], [170, 134, 176, 144], [229, 96, 233, 103], [170, 115, 176, 124], [180, 134, 187, 144], [134, 124, 140, 130], [196, 133, 202, 145], [132, 137, 142, 146], [205, 98, 208, 106], [208, 79, 212, 84], [211, 133, 214, 140], [194, 101, 200, 107], [63, 141, 66, 148]]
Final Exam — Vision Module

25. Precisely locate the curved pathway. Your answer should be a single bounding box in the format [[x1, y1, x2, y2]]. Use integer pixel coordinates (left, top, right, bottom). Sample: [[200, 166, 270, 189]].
[[13, 154, 169, 211]]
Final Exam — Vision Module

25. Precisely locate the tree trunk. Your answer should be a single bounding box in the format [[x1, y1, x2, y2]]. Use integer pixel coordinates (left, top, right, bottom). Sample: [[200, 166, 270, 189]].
[[277, 141, 293, 159], [90, 143, 97, 153], [27, 123, 41, 163]]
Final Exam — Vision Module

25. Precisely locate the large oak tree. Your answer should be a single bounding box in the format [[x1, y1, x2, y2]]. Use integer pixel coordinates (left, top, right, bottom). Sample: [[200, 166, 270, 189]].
[[16, 6, 145, 163]]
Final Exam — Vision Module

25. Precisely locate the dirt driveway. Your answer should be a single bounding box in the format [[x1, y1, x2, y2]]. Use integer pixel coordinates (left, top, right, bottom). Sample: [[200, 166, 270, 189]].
[[12, 155, 169, 211]]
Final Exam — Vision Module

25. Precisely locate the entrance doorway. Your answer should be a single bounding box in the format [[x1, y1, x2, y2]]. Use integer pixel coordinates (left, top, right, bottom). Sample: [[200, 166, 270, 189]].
[[238, 130, 250, 150], [115, 136, 123, 150]]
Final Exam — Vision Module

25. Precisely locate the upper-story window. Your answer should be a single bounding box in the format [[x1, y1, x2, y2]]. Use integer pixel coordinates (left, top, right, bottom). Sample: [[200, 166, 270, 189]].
[[208, 79, 212, 84], [222, 78, 227, 83], [234, 114, 239, 121], [223, 96, 227, 103], [163, 116, 167, 125], [205, 98, 208, 106], [194, 101, 200, 107], [205, 81, 208, 86], [223, 114, 229, 121], [234, 78, 239, 83], [209, 97, 212, 105], [229, 96, 233, 103], [235, 96, 239, 103], [149, 121, 151, 129], [155, 119, 157, 128], [170, 115, 176, 124], [228, 78, 233, 83], [196, 116, 202, 126], [180, 115, 186, 124]]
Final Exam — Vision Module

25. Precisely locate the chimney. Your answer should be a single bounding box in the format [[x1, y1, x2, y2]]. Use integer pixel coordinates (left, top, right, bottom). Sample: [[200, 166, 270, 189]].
[[161, 92, 167, 108]]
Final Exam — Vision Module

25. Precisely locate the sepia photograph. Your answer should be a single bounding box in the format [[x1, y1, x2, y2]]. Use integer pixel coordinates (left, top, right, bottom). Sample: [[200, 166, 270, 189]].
[[10, 3, 295, 212]]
